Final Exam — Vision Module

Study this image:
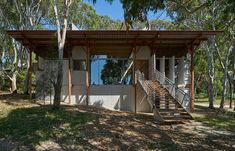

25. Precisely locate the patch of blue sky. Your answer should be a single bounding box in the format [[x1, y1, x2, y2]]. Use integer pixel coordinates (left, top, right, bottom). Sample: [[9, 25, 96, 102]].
[[43, 1, 171, 29], [84, 0, 171, 21]]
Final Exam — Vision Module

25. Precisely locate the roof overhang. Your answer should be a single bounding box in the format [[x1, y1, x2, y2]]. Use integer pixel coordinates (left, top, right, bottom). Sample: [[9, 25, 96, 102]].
[[6, 30, 223, 58]]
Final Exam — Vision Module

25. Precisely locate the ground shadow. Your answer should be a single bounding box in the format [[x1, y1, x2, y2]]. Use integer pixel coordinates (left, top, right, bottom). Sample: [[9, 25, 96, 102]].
[[0, 99, 235, 150], [0, 93, 29, 102], [193, 104, 235, 132], [0, 104, 184, 150], [0, 106, 96, 150]]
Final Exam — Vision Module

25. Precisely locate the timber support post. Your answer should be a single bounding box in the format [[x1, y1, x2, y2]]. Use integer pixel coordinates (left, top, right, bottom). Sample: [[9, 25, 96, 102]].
[[133, 46, 137, 114], [28, 49, 33, 100], [190, 43, 195, 112], [68, 51, 72, 104], [86, 46, 90, 106]]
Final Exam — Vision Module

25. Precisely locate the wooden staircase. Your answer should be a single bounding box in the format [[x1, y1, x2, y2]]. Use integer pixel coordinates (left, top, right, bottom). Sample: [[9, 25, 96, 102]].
[[145, 80, 193, 123]]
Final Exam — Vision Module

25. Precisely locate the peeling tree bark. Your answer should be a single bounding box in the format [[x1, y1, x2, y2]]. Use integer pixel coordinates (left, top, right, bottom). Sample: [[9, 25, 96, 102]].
[[213, 40, 233, 109], [220, 62, 227, 108], [228, 76, 234, 108], [53, 0, 72, 109], [206, 44, 214, 109], [232, 40, 235, 110], [11, 73, 17, 93], [23, 52, 30, 94]]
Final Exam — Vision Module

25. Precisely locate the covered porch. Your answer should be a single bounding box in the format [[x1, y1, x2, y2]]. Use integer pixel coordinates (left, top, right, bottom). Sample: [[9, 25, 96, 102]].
[[7, 30, 222, 113]]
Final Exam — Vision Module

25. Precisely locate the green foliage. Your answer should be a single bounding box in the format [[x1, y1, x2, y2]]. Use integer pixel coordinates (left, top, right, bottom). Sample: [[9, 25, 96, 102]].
[[101, 59, 123, 85], [119, 0, 165, 22], [150, 19, 179, 30], [168, 0, 234, 98], [0, 105, 95, 148], [16, 68, 27, 93]]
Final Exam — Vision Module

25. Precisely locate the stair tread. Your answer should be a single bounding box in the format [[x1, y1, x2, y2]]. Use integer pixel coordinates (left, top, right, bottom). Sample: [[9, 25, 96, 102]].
[[179, 112, 189, 114], [159, 108, 179, 111], [143, 79, 193, 122], [163, 117, 182, 121], [161, 115, 181, 118]]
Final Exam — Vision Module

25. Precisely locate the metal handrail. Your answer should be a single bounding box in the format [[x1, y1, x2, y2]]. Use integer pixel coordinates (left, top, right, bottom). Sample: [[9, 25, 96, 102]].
[[153, 69, 190, 112], [136, 70, 159, 109], [136, 69, 191, 112]]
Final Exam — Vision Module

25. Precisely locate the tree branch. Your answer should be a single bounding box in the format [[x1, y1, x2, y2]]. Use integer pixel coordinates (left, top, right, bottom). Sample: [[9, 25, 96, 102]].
[[53, 0, 62, 42]]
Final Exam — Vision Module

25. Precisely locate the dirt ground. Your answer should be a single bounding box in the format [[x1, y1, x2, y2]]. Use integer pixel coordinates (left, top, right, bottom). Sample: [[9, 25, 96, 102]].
[[0, 92, 235, 151]]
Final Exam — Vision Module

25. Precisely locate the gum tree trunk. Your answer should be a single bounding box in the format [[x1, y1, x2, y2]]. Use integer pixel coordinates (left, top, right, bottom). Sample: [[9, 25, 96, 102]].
[[228, 79, 233, 108], [23, 52, 30, 94], [53, 43, 64, 109], [53, 0, 72, 109], [9, 73, 17, 93], [232, 40, 235, 111], [220, 65, 227, 108], [206, 45, 214, 109], [213, 41, 232, 109]]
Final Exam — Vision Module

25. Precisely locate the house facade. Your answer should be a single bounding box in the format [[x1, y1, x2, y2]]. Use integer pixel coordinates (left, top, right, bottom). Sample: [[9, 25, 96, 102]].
[[7, 30, 222, 114]]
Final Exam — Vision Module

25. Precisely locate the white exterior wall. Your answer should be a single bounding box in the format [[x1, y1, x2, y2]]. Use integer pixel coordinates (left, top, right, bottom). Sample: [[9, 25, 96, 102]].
[[71, 46, 87, 85], [160, 56, 165, 84], [148, 53, 155, 80], [169, 56, 175, 83], [168, 56, 175, 95], [61, 46, 87, 104], [178, 56, 185, 86], [89, 85, 135, 112], [136, 46, 151, 59]]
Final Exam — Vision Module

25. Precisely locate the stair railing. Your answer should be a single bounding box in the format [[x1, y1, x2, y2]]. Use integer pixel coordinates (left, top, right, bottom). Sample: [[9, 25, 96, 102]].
[[153, 69, 190, 112], [136, 70, 159, 109]]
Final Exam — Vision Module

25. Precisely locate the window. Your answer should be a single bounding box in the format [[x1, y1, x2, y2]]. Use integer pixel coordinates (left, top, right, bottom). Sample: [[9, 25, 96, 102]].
[[73, 60, 86, 71], [90, 55, 132, 85]]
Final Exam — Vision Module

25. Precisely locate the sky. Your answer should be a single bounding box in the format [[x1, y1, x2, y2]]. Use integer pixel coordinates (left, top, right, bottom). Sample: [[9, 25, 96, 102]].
[[84, 0, 170, 21]]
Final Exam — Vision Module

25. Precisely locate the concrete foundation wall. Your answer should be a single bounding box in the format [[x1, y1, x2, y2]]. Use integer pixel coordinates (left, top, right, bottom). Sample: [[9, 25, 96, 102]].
[[89, 85, 135, 112], [60, 85, 135, 112], [136, 84, 152, 113]]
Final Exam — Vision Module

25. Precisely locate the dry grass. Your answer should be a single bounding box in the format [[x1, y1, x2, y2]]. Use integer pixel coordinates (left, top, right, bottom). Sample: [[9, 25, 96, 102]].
[[0, 92, 235, 151]]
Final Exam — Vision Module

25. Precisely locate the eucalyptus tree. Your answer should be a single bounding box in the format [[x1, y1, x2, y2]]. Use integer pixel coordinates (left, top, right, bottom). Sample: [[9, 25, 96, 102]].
[[166, 0, 216, 108], [0, 1, 22, 92], [207, 0, 234, 109], [0, 0, 48, 93], [51, 0, 72, 109], [167, 0, 235, 109], [221, 0, 235, 110], [13, 0, 49, 94], [0, 31, 21, 92]]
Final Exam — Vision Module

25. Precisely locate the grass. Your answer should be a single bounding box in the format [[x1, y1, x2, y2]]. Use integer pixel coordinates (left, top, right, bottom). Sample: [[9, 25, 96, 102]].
[[192, 105, 235, 131], [0, 92, 235, 150], [195, 93, 234, 106], [0, 104, 96, 149], [193, 94, 235, 132]]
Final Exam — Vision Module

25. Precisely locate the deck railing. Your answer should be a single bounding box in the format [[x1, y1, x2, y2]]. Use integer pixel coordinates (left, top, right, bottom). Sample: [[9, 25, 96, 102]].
[[153, 69, 190, 112]]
